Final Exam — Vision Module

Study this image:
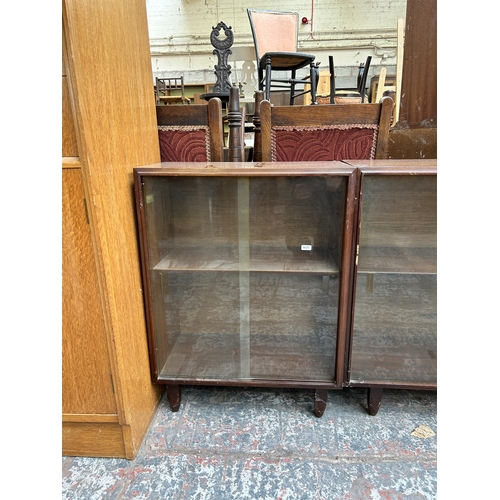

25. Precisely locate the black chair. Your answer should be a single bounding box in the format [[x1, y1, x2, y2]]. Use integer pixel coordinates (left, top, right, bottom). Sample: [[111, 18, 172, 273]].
[[330, 55, 372, 104], [247, 8, 319, 105]]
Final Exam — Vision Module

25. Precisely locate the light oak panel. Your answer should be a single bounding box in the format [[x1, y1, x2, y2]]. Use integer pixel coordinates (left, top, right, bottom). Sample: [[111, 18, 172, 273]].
[[63, 0, 163, 458], [62, 168, 117, 415], [62, 423, 127, 458], [63, 413, 119, 423], [62, 76, 78, 157], [62, 26, 78, 157]]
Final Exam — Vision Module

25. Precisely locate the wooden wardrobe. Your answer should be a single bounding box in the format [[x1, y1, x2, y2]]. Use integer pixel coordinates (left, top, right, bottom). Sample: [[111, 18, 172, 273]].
[[62, 0, 163, 459]]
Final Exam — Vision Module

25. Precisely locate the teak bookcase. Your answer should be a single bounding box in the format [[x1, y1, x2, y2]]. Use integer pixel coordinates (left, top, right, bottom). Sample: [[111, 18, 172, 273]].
[[344, 159, 437, 415], [133, 160, 437, 416], [134, 162, 358, 417]]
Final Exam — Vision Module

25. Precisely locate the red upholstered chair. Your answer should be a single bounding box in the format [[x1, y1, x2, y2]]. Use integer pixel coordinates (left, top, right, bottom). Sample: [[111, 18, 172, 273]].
[[258, 96, 393, 162], [156, 98, 223, 162]]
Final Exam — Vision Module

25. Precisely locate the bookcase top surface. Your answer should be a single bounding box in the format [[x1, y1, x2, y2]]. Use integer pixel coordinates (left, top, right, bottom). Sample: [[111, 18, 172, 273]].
[[134, 161, 355, 177]]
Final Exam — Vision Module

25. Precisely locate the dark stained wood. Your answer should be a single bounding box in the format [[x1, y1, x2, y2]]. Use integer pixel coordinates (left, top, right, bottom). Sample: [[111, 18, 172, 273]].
[[342, 158, 436, 174], [252, 90, 264, 162], [166, 385, 181, 412], [314, 389, 328, 418], [260, 97, 393, 162], [399, 0, 437, 128], [388, 128, 437, 160], [344, 160, 436, 415], [134, 161, 356, 177], [227, 85, 243, 162], [134, 160, 435, 418], [367, 387, 383, 416], [134, 162, 359, 418]]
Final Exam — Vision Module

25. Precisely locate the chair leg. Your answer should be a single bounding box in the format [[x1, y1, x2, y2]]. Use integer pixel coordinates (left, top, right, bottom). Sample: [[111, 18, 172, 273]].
[[329, 56, 335, 104], [264, 55, 272, 101], [289, 70, 296, 105], [310, 62, 319, 105], [258, 67, 264, 92]]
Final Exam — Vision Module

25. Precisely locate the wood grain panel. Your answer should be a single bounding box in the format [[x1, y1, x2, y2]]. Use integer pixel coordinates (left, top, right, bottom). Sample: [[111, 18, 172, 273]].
[[62, 76, 78, 157], [63, 0, 163, 457], [62, 168, 118, 415], [62, 25, 78, 157], [399, 0, 437, 127], [62, 422, 126, 458], [63, 413, 119, 423]]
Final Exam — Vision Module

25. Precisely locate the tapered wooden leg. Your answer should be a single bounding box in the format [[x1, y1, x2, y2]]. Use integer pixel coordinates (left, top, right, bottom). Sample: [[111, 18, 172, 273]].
[[367, 387, 383, 416], [167, 384, 181, 412], [314, 389, 328, 418]]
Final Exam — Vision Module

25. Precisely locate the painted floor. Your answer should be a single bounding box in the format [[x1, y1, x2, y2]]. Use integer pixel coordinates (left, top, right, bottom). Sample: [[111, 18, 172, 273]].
[[62, 386, 437, 499]]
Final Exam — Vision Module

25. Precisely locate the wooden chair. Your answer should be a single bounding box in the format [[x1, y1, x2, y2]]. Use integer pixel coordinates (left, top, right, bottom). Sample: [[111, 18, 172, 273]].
[[156, 98, 223, 162], [155, 76, 191, 105], [258, 96, 393, 162], [247, 8, 319, 105]]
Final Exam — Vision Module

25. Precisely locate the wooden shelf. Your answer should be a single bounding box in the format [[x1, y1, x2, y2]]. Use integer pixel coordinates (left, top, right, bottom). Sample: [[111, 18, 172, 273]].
[[153, 245, 339, 274], [358, 246, 436, 274], [158, 331, 336, 382], [349, 342, 437, 385]]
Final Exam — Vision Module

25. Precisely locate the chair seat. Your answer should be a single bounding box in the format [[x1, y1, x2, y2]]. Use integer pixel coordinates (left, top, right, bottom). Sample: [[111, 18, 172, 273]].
[[259, 52, 315, 71]]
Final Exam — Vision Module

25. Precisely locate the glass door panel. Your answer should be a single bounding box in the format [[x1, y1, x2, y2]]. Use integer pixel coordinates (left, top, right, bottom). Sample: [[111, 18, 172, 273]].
[[350, 174, 437, 385], [141, 175, 347, 383]]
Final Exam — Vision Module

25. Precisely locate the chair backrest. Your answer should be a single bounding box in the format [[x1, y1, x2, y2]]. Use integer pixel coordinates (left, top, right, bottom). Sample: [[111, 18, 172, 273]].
[[247, 9, 299, 62], [156, 98, 223, 162], [156, 77, 185, 96], [155, 77, 187, 104], [356, 56, 372, 99], [259, 96, 393, 162]]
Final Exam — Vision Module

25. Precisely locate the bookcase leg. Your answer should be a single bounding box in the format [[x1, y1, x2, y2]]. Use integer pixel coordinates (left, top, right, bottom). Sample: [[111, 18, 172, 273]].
[[314, 389, 328, 417], [367, 387, 383, 416], [167, 384, 181, 412]]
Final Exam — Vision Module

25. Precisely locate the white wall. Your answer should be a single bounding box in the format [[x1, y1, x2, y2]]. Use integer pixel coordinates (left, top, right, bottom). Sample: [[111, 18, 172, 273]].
[[146, 0, 406, 89]]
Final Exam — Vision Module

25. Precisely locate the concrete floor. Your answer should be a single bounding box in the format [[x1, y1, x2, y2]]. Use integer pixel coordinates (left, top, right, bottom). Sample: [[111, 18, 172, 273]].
[[62, 386, 437, 499]]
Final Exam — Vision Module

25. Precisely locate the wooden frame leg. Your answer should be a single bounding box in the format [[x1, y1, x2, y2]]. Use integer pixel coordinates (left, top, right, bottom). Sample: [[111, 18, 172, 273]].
[[367, 387, 383, 416], [167, 384, 181, 412], [314, 389, 328, 417]]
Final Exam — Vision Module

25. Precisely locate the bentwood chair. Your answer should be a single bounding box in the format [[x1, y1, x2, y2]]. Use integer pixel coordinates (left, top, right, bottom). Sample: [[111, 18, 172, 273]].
[[156, 98, 223, 162], [247, 8, 319, 105], [258, 96, 393, 162]]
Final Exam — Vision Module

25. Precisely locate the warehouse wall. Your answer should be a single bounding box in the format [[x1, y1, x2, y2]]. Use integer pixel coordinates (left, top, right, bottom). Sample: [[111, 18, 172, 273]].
[[146, 0, 406, 89]]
